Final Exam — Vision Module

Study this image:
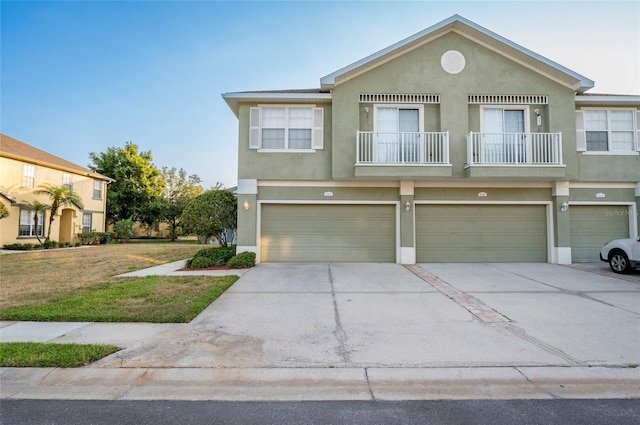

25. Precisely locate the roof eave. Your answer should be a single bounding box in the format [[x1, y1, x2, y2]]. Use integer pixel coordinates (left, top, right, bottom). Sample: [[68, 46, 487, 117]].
[[320, 14, 594, 93], [575, 94, 640, 105], [222, 92, 332, 117]]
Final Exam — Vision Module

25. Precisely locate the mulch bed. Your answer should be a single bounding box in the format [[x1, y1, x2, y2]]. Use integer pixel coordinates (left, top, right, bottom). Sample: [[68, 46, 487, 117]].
[[177, 265, 231, 271]]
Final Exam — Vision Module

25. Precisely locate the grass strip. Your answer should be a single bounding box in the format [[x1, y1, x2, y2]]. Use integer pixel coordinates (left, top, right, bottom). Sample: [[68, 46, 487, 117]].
[[0, 275, 238, 323], [0, 342, 120, 367]]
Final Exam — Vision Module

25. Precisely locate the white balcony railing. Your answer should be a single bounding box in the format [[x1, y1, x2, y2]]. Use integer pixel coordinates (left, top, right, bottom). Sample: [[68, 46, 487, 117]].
[[466, 132, 563, 165], [357, 131, 449, 165]]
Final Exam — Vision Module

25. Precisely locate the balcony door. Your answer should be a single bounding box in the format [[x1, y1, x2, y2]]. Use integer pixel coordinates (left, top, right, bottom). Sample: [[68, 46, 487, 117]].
[[482, 108, 527, 163], [376, 107, 421, 163]]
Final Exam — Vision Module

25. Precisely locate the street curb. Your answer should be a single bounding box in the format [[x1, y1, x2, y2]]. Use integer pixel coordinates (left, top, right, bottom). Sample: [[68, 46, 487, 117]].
[[2, 366, 638, 401]]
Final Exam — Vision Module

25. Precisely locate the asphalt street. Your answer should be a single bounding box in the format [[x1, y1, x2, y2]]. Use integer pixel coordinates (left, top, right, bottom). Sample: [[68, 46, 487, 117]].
[[2, 399, 640, 425]]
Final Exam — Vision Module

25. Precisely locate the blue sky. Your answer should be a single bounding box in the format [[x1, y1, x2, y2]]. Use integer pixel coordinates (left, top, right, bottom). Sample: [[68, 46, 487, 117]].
[[2, 1, 639, 189]]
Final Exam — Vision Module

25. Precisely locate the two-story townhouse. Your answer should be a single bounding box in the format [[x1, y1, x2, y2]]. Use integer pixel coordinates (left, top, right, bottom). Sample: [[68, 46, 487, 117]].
[[223, 15, 640, 265], [0, 134, 113, 246]]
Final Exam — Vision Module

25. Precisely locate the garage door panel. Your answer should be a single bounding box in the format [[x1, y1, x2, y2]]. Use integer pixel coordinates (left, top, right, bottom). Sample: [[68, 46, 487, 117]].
[[417, 205, 547, 263], [261, 204, 395, 262], [570, 206, 629, 263]]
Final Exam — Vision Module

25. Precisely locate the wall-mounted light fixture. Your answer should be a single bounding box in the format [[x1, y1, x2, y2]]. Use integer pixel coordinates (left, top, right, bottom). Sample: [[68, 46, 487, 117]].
[[535, 109, 542, 130], [405, 201, 411, 212], [560, 201, 569, 213], [243, 199, 250, 210]]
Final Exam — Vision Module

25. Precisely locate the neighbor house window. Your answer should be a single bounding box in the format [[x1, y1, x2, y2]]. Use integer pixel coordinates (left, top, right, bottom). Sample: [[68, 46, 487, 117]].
[[82, 212, 92, 233], [249, 106, 323, 150], [63, 173, 73, 190], [93, 180, 102, 199], [585, 110, 635, 152], [22, 165, 35, 188], [19, 209, 44, 237]]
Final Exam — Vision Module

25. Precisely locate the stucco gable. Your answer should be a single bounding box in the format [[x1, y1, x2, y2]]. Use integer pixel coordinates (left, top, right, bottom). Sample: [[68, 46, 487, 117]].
[[320, 14, 594, 93]]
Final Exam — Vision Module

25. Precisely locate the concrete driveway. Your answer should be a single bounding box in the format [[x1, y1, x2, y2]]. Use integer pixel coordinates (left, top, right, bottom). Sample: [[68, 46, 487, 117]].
[[3, 262, 639, 400], [93, 262, 640, 370]]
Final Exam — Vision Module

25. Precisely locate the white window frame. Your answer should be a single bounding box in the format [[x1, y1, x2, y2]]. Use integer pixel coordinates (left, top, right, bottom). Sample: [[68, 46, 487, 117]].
[[250, 105, 323, 152], [63, 173, 73, 190], [23, 165, 35, 188], [93, 180, 102, 199], [580, 108, 639, 154], [19, 208, 44, 237], [373, 104, 425, 133], [82, 212, 92, 233], [480, 105, 531, 134]]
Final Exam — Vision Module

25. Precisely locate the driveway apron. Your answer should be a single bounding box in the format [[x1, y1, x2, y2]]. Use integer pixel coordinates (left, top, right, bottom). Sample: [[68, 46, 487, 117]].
[[92, 262, 639, 369]]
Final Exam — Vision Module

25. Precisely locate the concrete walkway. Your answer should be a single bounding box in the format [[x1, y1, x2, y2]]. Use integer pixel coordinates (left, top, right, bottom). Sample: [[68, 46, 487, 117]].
[[1, 262, 639, 400]]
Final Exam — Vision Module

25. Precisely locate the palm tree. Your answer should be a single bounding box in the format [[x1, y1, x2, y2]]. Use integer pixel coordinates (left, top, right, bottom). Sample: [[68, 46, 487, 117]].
[[34, 184, 84, 242], [0, 203, 9, 220], [21, 200, 50, 246]]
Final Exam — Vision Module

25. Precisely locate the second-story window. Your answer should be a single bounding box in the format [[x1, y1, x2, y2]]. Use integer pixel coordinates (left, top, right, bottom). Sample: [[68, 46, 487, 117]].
[[93, 180, 102, 199], [479, 106, 530, 163], [23, 165, 35, 188], [63, 173, 73, 190], [584, 110, 635, 152], [374, 106, 423, 163], [249, 106, 323, 151]]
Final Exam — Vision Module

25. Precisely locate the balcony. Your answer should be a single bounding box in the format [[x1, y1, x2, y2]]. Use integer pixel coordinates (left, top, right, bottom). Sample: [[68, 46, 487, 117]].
[[355, 131, 451, 178], [465, 132, 566, 179]]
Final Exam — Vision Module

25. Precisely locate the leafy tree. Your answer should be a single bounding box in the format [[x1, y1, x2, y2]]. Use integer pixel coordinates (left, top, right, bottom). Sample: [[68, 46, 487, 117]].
[[21, 200, 49, 245], [159, 167, 203, 241], [113, 218, 135, 242], [0, 203, 9, 219], [180, 189, 237, 246], [137, 197, 165, 237], [88, 142, 164, 223], [33, 184, 84, 242]]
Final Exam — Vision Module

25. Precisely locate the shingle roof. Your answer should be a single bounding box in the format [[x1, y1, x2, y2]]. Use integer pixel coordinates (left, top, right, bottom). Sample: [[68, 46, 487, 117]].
[[0, 134, 113, 182]]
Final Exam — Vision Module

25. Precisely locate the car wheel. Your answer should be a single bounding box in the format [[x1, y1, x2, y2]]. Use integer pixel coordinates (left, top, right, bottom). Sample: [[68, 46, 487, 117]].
[[609, 250, 631, 274]]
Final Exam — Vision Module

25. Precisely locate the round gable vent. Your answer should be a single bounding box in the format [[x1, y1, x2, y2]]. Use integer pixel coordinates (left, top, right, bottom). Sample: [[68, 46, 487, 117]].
[[441, 50, 466, 74]]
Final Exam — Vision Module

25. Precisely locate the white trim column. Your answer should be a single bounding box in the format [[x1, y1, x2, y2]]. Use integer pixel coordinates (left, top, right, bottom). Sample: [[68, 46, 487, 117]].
[[399, 181, 416, 264], [552, 181, 571, 264], [237, 179, 258, 258]]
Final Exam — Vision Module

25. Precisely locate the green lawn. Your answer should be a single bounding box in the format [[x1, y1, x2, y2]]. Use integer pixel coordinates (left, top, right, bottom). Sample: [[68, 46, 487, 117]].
[[0, 275, 238, 323], [0, 342, 120, 367]]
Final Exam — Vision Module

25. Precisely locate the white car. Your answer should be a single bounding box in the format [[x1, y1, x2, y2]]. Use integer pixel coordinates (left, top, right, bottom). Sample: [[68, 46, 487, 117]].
[[600, 237, 640, 274]]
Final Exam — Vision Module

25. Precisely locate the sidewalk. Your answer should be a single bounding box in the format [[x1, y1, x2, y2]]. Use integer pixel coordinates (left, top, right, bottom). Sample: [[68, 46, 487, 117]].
[[2, 262, 639, 401]]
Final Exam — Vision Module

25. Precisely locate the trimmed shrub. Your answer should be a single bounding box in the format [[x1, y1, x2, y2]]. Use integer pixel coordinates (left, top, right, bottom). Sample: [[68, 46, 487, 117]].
[[3, 243, 35, 251], [188, 257, 215, 269], [77, 232, 106, 245], [113, 219, 135, 243], [227, 251, 256, 269], [186, 245, 236, 268], [43, 240, 59, 249]]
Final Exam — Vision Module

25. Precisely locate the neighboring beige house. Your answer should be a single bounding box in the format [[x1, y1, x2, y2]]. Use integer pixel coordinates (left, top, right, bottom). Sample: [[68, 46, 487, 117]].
[[132, 221, 171, 239], [0, 134, 113, 246], [224, 15, 640, 264]]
